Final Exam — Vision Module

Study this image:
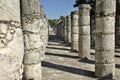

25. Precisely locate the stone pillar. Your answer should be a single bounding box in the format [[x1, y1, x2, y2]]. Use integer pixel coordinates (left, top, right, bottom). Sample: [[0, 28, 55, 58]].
[[64, 17, 68, 43], [0, 1, 24, 80], [95, 0, 116, 78], [66, 15, 71, 45], [71, 10, 79, 52], [78, 4, 91, 59], [21, 0, 41, 80], [44, 17, 49, 46], [39, 5, 47, 60], [61, 20, 64, 40]]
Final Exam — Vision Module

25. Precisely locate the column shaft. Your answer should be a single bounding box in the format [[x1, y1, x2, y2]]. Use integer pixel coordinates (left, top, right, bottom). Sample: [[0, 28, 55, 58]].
[[66, 15, 71, 45], [78, 4, 91, 58], [0, 0, 24, 80], [21, 0, 41, 80], [95, 0, 116, 78], [71, 11, 79, 52]]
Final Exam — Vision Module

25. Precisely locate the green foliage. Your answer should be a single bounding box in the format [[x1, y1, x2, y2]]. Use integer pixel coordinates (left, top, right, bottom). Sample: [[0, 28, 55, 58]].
[[48, 19, 59, 27], [74, 0, 120, 15], [74, 0, 88, 7], [60, 16, 64, 20], [74, 0, 96, 15]]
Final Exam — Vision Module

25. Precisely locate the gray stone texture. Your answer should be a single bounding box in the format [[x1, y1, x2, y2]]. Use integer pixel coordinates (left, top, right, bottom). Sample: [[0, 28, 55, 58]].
[[21, 0, 41, 80], [95, 0, 116, 78], [66, 15, 71, 44], [78, 4, 91, 58], [64, 17, 68, 43], [39, 5, 48, 60], [0, 0, 24, 80], [71, 10, 79, 51]]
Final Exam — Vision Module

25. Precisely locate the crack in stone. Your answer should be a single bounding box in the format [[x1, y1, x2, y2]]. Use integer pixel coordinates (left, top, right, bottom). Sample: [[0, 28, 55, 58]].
[[23, 30, 39, 35], [0, 20, 21, 48], [96, 49, 115, 52], [95, 32, 115, 36], [22, 11, 40, 25], [96, 12, 116, 18]]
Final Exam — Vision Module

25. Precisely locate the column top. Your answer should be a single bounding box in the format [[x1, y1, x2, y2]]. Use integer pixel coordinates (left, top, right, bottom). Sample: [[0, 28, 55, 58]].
[[79, 4, 91, 10], [71, 10, 79, 15]]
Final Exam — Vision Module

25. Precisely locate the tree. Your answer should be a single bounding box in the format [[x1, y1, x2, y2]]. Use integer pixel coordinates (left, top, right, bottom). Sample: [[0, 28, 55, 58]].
[[48, 19, 59, 27], [74, 0, 96, 15], [88, 0, 96, 15], [74, 0, 88, 7]]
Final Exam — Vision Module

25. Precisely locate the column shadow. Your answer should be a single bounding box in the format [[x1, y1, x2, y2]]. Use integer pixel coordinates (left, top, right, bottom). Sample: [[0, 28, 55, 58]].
[[48, 43, 66, 46], [91, 52, 120, 58], [78, 58, 95, 64], [45, 52, 79, 59], [46, 46, 70, 51], [116, 64, 120, 68], [42, 61, 96, 78]]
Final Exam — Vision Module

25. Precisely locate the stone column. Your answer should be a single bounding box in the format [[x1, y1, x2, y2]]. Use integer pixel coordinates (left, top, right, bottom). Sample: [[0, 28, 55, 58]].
[[95, 0, 116, 78], [0, 1, 24, 80], [44, 17, 49, 46], [66, 15, 71, 45], [39, 5, 47, 60], [78, 4, 91, 59], [71, 10, 79, 52], [64, 17, 68, 43], [61, 20, 64, 40], [21, 0, 41, 80]]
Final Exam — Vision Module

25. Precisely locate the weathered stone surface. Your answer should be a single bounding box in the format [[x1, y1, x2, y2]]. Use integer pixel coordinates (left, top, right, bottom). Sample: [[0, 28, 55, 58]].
[[0, 0, 24, 80], [39, 19, 46, 59], [95, 34, 114, 50], [64, 17, 68, 43], [23, 64, 41, 80], [78, 4, 91, 59], [95, 50, 114, 63], [66, 15, 71, 44], [96, 0, 116, 16], [21, 0, 41, 79], [71, 11, 79, 51], [79, 35, 90, 58], [95, 0, 116, 78], [95, 63, 115, 78], [24, 50, 40, 65]]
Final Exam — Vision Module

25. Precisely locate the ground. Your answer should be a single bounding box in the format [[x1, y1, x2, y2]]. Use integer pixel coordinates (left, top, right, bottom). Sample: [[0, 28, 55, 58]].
[[42, 35, 120, 80]]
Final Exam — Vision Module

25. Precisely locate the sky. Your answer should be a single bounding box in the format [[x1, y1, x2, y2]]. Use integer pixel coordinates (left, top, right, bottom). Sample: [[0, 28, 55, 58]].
[[40, 0, 77, 19]]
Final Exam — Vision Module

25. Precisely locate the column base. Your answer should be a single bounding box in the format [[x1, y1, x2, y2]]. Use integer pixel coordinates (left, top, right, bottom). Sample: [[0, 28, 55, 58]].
[[23, 63, 41, 80], [95, 63, 115, 79]]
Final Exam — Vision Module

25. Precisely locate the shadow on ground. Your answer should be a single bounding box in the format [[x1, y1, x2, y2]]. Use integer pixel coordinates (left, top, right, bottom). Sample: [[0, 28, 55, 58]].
[[45, 52, 79, 59], [78, 58, 95, 64], [42, 61, 96, 78], [46, 46, 70, 51]]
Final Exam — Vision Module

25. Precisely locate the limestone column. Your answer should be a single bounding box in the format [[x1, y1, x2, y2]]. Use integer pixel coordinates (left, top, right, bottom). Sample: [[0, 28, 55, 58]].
[[61, 20, 64, 40], [44, 17, 49, 46], [64, 17, 68, 43], [0, 1, 24, 80], [39, 5, 47, 59], [43, 15, 49, 52], [95, 0, 116, 78], [71, 10, 79, 52], [21, 0, 41, 80], [66, 15, 71, 45], [78, 4, 91, 58]]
